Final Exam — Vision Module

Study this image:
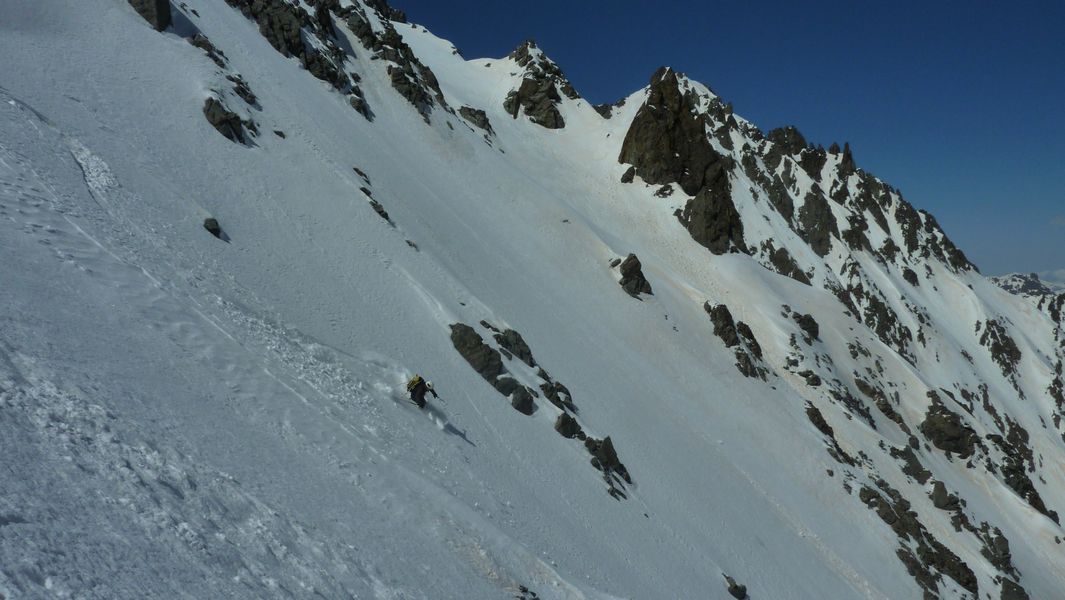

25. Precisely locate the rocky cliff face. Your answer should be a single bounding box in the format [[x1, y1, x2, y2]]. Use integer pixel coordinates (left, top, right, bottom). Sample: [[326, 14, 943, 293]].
[[501, 41, 578, 129]]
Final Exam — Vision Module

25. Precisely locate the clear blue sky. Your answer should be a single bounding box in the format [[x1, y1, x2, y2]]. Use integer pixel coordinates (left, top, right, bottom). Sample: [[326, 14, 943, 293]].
[[396, 0, 1064, 275]]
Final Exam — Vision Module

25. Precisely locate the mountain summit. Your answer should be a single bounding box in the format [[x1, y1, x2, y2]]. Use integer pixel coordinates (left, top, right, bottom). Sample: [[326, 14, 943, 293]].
[[1, 1, 1062, 598]]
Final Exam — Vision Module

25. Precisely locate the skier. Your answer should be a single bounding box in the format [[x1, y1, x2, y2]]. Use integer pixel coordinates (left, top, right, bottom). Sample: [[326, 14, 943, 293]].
[[405, 374, 438, 408]]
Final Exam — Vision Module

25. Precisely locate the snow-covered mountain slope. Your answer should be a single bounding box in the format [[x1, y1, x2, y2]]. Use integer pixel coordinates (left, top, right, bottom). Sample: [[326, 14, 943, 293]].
[[1, 1, 1063, 598]]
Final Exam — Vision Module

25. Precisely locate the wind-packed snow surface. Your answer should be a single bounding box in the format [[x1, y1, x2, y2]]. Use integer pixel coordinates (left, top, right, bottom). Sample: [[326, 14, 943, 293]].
[[1, 1, 1063, 598]]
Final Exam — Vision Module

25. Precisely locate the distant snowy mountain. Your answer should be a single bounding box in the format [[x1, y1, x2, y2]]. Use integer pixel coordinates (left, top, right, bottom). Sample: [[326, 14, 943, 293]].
[[1038, 269, 1065, 292], [1, 1, 1064, 599], [993, 272, 1065, 334], [993, 272, 1063, 297]]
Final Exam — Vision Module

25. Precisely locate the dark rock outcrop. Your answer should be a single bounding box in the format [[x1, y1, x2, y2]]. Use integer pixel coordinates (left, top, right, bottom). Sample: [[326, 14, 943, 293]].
[[585, 436, 631, 485], [1000, 579, 1030, 600], [510, 386, 536, 415], [724, 575, 748, 599], [860, 482, 978, 597], [494, 329, 536, 367], [502, 41, 575, 129], [554, 413, 583, 438], [764, 243, 810, 285], [226, 0, 303, 57], [227, 74, 257, 105], [540, 381, 576, 412], [930, 481, 959, 510], [797, 190, 838, 257], [128, 0, 172, 30], [920, 392, 979, 458], [504, 78, 564, 129], [618, 67, 730, 197], [369, 200, 391, 224], [706, 303, 740, 347], [676, 174, 746, 255], [766, 126, 807, 156], [618, 254, 653, 297], [189, 34, 226, 68], [203, 217, 223, 239], [492, 376, 520, 397], [450, 323, 504, 383], [794, 312, 820, 342], [459, 106, 493, 134], [978, 319, 1022, 380], [704, 303, 768, 379], [203, 98, 246, 143]]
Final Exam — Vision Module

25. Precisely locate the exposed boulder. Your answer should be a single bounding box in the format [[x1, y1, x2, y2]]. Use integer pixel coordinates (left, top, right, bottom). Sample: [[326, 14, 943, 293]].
[[554, 413, 583, 438], [931, 481, 959, 510], [705, 303, 740, 347], [704, 303, 768, 379], [620, 166, 635, 183], [494, 329, 536, 367], [585, 436, 631, 485], [799, 370, 822, 387], [510, 386, 536, 415], [458, 106, 493, 134], [227, 74, 257, 105], [189, 34, 226, 68], [618, 67, 730, 196], [920, 392, 979, 458], [349, 94, 370, 118], [203, 217, 224, 240], [128, 0, 172, 31], [764, 243, 810, 285], [492, 376, 521, 397], [203, 98, 246, 144], [369, 199, 391, 224], [540, 381, 576, 412], [794, 312, 820, 342], [449, 323, 504, 382], [724, 575, 748, 599], [618, 254, 653, 297]]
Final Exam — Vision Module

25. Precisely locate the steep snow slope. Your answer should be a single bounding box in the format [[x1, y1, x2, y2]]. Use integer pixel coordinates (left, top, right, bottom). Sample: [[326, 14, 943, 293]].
[[1, 1, 1063, 599]]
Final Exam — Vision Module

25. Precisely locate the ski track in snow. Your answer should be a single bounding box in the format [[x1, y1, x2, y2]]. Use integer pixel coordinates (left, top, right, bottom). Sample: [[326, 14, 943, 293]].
[[0, 87, 607, 600], [3, 3, 1065, 599]]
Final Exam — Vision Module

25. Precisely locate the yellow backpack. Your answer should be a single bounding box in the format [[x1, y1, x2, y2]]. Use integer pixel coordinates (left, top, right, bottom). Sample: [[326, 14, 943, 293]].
[[406, 375, 423, 392]]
